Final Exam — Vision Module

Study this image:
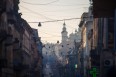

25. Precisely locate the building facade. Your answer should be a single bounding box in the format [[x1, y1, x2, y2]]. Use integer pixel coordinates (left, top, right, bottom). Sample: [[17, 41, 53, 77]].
[[78, 6, 93, 77], [77, 1, 116, 76], [0, 0, 43, 77], [91, 0, 116, 77]]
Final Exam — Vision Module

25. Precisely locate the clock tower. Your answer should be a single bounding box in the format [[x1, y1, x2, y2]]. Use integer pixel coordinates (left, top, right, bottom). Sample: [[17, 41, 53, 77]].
[[61, 22, 68, 42]]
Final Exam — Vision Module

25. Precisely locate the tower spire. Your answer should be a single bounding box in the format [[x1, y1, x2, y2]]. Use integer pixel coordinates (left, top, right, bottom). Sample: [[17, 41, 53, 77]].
[[63, 21, 66, 26], [61, 22, 68, 42]]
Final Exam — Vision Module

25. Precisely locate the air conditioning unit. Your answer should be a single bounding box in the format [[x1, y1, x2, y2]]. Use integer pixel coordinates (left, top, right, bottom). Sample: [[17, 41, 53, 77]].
[[104, 59, 113, 67]]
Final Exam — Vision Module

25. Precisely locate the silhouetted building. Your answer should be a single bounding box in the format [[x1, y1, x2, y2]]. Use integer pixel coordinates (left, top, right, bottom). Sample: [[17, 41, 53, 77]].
[[89, 0, 116, 77], [0, 0, 43, 77]]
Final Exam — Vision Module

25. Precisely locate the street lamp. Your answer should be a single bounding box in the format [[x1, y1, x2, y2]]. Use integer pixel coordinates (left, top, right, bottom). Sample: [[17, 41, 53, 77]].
[[38, 22, 42, 26]]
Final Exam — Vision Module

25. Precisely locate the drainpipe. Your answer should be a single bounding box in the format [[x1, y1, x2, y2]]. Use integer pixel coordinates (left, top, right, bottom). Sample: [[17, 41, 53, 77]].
[[114, 8, 116, 69], [98, 18, 103, 77]]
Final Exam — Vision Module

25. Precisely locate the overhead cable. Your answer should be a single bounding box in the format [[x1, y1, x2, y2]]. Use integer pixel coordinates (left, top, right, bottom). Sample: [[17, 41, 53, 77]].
[[21, 0, 88, 6], [21, 0, 59, 5], [20, 5, 55, 20], [28, 17, 81, 23]]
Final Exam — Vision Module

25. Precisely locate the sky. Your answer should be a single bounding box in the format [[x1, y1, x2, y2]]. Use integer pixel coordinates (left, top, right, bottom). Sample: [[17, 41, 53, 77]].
[[19, 0, 90, 43]]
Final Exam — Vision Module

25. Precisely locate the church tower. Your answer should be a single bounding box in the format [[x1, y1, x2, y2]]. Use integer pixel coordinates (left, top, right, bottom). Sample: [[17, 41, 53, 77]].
[[61, 22, 68, 42]]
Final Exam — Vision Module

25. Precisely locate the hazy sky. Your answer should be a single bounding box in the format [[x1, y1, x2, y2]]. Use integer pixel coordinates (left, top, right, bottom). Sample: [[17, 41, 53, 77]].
[[19, 0, 90, 43]]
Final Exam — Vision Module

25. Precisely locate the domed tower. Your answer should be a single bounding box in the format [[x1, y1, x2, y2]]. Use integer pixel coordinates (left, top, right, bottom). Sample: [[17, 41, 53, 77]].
[[61, 22, 68, 42]]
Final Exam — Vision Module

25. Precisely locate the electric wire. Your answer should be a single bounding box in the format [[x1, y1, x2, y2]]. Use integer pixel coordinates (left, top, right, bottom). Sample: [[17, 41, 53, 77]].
[[21, 0, 60, 5], [23, 12, 79, 30], [19, 6, 62, 39], [50, 4, 89, 6], [21, 7, 84, 13], [28, 17, 81, 23], [20, 5, 77, 29], [19, 4, 81, 41], [19, 5, 81, 29], [20, 11, 79, 39], [20, 5, 56, 20], [40, 36, 61, 38], [41, 40, 59, 43], [29, 17, 80, 29], [21, 15, 75, 35], [21, 0, 89, 6], [22, 13, 78, 30]]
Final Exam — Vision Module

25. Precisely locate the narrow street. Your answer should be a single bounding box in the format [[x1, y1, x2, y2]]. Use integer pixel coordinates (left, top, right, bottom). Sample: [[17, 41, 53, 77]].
[[50, 62, 60, 77], [43, 63, 53, 77], [0, 0, 116, 77]]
